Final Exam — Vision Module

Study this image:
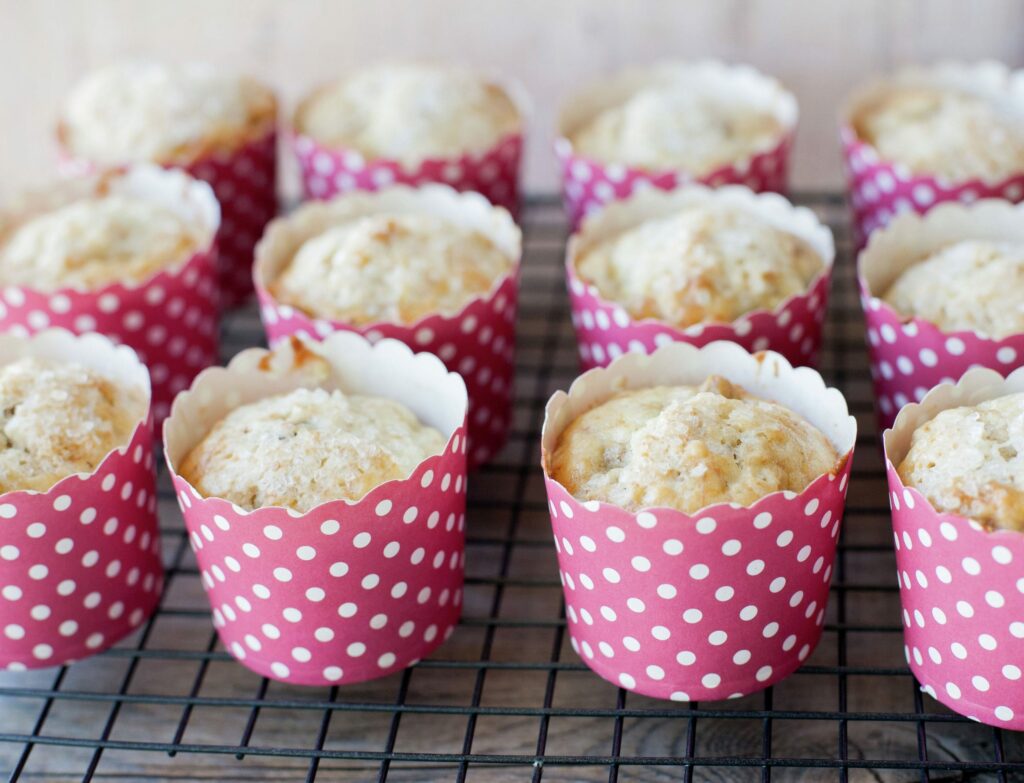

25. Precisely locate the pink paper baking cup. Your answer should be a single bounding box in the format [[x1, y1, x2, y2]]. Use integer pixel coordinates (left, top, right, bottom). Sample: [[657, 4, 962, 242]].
[[840, 61, 1024, 248], [292, 132, 523, 215], [0, 166, 221, 424], [555, 61, 797, 228], [164, 331, 469, 686], [0, 329, 161, 671], [565, 185, 834, 370], [59, 131, 277, 308], [540, 341, 857, 701], [882, 367, 1024, 729], [858, 199, 1024, 430], [253, 185, 521, 469]]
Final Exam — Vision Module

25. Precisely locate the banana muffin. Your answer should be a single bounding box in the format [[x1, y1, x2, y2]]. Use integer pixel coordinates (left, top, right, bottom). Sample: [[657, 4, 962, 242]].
[[549, 375, 839, 513], [60, 61, 276, 166], [179, 386, 446, 512], [0, 191, 201, 291], [295, 63, 520, 164], [854, 85, 1024, 182], [883, 240, 1024, 339], [574, 203, 823, 327], [0, 357, 146, 492], [269, 212, 512, 325], [898, 392, 1024, 532]]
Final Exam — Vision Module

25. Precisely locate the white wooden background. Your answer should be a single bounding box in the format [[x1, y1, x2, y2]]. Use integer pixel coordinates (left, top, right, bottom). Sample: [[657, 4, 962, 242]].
[[1, 0, 1023, 199]]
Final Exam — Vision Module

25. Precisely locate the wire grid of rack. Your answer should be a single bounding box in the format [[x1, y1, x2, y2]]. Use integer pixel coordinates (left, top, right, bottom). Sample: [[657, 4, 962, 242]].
[[1, 192, 1022, 782]]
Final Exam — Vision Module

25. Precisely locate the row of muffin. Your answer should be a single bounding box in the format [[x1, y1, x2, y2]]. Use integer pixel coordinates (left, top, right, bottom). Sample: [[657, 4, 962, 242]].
[[0, 324, 1018, 730], [3, 158, 1022, 437]]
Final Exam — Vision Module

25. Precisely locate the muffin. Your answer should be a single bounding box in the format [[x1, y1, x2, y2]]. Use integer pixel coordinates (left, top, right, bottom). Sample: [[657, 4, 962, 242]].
[[541, 341, 856, 702], [0, 329, 161, 672], [291, 64, 524, 211], [567, 185, 833, 369], [0, 191, 200, 291], [0, 166, 220, 423], [58, 61, 278, 306], [60, 62, 275, 166], [883, 240, 1024, 339], [897, 392, 1023, 532], [180, 386, 445, 512], [841, 62, 1024, 245], [164, 331, 468, 686], [883, 368, 1024, 730], [0, 357, 146, 492], [556, 62, 797, 227], [551, 376, 838, 514], [269, 213, 512, 326], [858, 199, 1024, 429], [575, 203, 822, 328], [255, 185, 521, 469]]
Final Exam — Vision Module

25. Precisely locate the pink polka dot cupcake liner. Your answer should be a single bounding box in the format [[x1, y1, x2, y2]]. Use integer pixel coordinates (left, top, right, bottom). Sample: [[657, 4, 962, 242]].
[[0, 166, 221, 424], [0, 329, 161, 672], [882, 367, 1024, 730], [858, 199, 1024, 430], [60, 132, 278, 308], [290, 132, 523, 215], [555, 61, 797, 229], [565, 185, 834, 370], [841, 62, 1024, 248], [253, 185, 521, 469], [163, 331, 469, 687], [540, 341, 857, 701]]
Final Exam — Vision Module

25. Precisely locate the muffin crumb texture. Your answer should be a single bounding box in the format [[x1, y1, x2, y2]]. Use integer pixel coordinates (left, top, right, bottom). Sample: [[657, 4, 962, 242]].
[[570, 83, 781, 174], [297, 64, 520, 163], [883, 240, 1024, 339], [0, 357, 144, 493], [0, 195, 199, 291], [271, 213, 512, 325], [63, 62, 275, 164], [898, 392, 1024, 532], [179, 386, 446, 512], [855, 86, 1024, 181], [575, 205, 822, 327], [550, 376, 838, 514]]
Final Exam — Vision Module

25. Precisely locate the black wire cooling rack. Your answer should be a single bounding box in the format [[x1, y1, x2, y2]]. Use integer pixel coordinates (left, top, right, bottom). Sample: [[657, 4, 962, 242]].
[[1, 193, 1022, 782]]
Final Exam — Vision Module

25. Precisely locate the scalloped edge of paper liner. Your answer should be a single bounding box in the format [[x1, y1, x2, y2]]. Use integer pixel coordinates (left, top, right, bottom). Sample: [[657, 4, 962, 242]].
[[840, 60, 1024, 189], [252, 183, 522, 333], [540, 340, 857, 510], [555, 60, 798, 177], [164, 330, 469, 517], [0, 164, 220, 296], [565, 183, 834, 335]]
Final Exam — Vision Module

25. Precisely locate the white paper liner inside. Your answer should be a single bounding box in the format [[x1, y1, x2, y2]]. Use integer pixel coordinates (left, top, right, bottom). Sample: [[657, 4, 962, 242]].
[[842, 60, 1024, 131], [541, 340, 856, 477], [557, 60, 798, 146], [165, 331, 468, 475], [253, 184, 521, 302], [883, 365, 1024, 467], [859, 198, 1024, 295]]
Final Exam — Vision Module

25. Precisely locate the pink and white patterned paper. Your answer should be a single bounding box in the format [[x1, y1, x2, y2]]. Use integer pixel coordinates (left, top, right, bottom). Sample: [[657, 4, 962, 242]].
[[0, 250, 219, 425], [163, 333, 470, 686], [257, 273, 518, 471], [841, 129, 1024, 249], [860, 286, 1024, 430], [568, 260, 830, 371], [554, 135, 792, 230], [0, 332, 161, 671], [291, 133, 523, 214], [169, 430, 467, 686], [540, 342, 857, 701], [883, 369, 1024, 730]]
